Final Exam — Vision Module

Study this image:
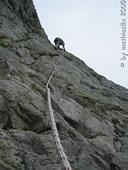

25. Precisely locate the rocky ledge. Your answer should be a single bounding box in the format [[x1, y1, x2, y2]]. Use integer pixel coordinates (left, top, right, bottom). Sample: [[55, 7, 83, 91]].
[[0, 0, 128, 170]]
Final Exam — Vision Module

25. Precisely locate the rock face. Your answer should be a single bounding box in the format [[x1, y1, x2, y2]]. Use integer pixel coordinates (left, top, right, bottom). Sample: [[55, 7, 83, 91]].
[[0, 0, 128, 169]]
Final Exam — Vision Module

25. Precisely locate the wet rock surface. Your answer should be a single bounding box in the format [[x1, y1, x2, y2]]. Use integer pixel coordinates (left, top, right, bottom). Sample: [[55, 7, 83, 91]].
[[0, 0, 128, 169]]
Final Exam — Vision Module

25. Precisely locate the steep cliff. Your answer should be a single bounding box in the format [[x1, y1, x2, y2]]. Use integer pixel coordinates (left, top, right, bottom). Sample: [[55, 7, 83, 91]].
[[0, 0, 128, 170]]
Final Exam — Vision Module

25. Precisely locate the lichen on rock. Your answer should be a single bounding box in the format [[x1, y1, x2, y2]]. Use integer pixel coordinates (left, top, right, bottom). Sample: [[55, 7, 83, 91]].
[[0, 32, 12, 47]]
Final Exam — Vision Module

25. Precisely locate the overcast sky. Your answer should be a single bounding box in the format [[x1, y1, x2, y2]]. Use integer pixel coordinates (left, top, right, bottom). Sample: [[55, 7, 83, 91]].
[[33, 0, 128, 89]]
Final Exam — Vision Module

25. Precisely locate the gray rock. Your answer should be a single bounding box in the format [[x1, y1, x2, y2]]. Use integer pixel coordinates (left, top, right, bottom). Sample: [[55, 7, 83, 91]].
[[0, 0, 128, 169]]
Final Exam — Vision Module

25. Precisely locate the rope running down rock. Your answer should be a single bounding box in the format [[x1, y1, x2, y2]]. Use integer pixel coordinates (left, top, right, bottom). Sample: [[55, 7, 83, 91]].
[[46, 58, 72, 170]]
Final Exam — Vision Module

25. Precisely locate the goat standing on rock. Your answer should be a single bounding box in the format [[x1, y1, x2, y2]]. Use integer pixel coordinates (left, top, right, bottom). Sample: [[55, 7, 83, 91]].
[[54, 37, 65, 51]]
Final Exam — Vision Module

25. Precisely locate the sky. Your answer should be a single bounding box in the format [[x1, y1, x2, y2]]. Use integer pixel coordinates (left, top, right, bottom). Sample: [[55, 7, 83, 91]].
[[33, 0, 128, 89]]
